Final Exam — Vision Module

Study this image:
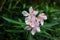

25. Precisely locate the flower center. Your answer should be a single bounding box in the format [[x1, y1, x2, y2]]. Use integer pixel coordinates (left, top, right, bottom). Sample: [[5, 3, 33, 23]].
[[29, 13, 33, 16], [37, 16, 41, 19], [29, 20, 32, 23]]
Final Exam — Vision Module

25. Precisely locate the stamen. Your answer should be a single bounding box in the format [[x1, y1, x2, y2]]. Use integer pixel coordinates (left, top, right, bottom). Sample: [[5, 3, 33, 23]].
[[29, 13, 33, 16], [37, 16, 41, 19], [29, 20, 32, 23]]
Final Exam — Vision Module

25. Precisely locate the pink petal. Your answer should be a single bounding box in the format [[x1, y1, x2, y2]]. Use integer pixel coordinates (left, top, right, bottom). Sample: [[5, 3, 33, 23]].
[[22, 11, 29, 16], [25, 26, 31, 30], [25, 17, 31, 25], [30, 23, 35, 28], [31, 28, 36, 35], [36, 27, 40, 32], [43, 16, 47, 20], [39, 13, 45, 16], [31, 16, 36, 21], [29, 7, 33, 13], [38, 13, 47, 20], [33, 11, 38, 15], [40, 20, 44, 26]]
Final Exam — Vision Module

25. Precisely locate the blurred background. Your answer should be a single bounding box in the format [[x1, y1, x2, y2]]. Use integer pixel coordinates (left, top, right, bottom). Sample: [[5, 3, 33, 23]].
[[0, 0, 60, 40]]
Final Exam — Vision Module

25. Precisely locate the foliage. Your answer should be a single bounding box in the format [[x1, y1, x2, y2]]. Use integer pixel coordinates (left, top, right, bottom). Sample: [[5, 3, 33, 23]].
[[0, 0, 60, 40]]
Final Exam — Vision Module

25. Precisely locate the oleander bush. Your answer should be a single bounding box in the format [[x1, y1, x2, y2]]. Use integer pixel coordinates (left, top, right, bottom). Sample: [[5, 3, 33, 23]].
[[0, 0, 60, 40]]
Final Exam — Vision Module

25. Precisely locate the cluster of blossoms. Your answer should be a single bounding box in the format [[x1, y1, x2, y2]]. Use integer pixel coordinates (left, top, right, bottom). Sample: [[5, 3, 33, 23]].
[[22, 7, 47, 35]]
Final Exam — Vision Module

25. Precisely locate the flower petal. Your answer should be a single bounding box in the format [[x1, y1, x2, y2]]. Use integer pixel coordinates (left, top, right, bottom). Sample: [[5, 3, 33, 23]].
[[36, 27, 40, 32], [39, 13, 45, 16], [31, 28, 36, 35], [29, 7, 33, 13], [22, 11, 29, 16], [43, 16, 47, 20], [38, 13, 47, 20], [25, 26, 31, 30], [40, 20, 44, 26], [25, 17, 31, 25], [30, 23, 35, 27], [33, 11, 38, 15]]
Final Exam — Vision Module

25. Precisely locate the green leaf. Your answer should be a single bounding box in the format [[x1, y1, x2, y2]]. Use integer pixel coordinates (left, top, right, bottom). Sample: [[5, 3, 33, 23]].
[[42, 22, 59, 31], [49, 8, 56, 12], [13, 26, 25, 28], [45, 4, 49, 12], [0, 0, 6, 11], [43, 22, 59, 27], [0, 24, 4, 26], [5, 30, 24, 33], [28, 33, 35, 40], [23, 4, 26, 9], [8, 2, 12, 9], [2, 17, 26, 25], [41, 31, 52, 38], [12, 0, 20, 9], [18, 18, 23, 23]]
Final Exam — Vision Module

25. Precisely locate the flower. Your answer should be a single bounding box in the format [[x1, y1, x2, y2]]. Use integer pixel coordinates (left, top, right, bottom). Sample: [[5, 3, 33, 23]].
[[22, 7, 38, 17], [25, 19, 40, 35], [22, 7, 47, 35], [37, 13, 47, 26], [31, 20, 40, 35], [22, 7, 38, 27]]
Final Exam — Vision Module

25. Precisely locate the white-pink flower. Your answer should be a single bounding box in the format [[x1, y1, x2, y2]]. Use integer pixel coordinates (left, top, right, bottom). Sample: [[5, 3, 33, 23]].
[[22, 7, 47, 35], [22, 7, 38, 27], [25, 19, 40, 35], [31, 20, 40, 35], [37, 13, 47, 26], [22, 7, 38, 17]]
